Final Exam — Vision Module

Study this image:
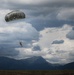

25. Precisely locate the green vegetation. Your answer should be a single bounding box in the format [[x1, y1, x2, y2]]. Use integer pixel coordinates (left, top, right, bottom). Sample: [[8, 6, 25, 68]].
[[0, 70, 74, 75]]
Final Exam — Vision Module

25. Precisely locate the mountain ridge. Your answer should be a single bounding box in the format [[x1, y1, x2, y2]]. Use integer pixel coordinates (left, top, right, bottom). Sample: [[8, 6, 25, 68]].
[[0, 56, 74, 70]]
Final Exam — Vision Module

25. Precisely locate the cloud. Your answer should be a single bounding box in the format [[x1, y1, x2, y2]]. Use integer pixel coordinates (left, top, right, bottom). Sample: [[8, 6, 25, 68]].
[[0, 0, 74, 31], [66, 28, 74, 40], [1, 0, 74, 9], [43, 38, 74, 64], [32, 43, 41, 51], [0, 22, 39, 43], [14, 48, 47, 59], [0, 47, 19, 57], [57, 8, 74, 21], [38, 24, 71, 49], [52, 40, 64, 44], [38, 25, 74, 64], [12, 25, 74, 64], [0, 9, 74, 64]]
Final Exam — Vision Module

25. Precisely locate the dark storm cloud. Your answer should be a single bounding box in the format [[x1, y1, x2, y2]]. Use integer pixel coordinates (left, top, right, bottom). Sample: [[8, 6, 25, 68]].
[[0, 0, 74, 31], [29, 20, 74, 31], [1, 0, 74, 9], [0, 43, 19, 56], [0, 46, 19, 57], [0, 0, 74, 16], [67, 51, 74, 62], [0, 0, 74, 18], [72, 27, 74, 30], [52, 40, 64, 44], [69, 52, 74, 57]]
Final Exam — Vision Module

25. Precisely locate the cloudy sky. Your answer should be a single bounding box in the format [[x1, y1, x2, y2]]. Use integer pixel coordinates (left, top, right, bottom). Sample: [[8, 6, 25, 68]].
[[0, 0, 74, 64]]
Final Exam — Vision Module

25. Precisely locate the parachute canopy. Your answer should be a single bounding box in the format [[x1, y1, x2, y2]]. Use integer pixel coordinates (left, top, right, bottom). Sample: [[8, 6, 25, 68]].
[[5, 10, 26, 22]]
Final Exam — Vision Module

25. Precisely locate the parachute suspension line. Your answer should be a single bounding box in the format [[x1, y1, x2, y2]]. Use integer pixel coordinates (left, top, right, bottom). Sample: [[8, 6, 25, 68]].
[[5, 10, 26, 47]]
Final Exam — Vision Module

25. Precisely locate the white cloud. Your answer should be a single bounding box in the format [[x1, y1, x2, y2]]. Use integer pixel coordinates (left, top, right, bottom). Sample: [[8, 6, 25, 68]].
[[44, 39, 74, 64], [0, 22, 39, 42], [38, 24, 74, 64], [13, 24, 74, 64], [14, 48, 47, 59], [38, 24, 71, 48]]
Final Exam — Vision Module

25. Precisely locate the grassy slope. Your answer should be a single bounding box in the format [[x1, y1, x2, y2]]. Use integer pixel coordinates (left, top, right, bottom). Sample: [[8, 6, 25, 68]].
[[0, 70, 74, 75]]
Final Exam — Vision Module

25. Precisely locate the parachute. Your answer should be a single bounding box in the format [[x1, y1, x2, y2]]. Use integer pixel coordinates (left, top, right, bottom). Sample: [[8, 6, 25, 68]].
[[5, 10, 26, 22], [5, 10, 25, 47]]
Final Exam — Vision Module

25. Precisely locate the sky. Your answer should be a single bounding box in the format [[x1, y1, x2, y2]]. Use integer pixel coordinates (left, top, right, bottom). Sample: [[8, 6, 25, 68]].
[[0, 0, 74, 64]]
